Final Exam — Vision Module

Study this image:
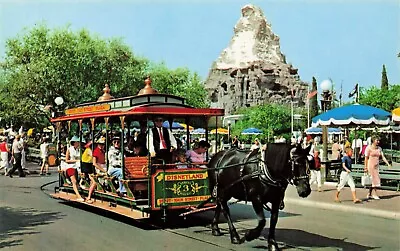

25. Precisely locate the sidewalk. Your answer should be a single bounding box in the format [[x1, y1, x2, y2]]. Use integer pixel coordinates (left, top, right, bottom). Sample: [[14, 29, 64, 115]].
[[284, 182, 400, 220]]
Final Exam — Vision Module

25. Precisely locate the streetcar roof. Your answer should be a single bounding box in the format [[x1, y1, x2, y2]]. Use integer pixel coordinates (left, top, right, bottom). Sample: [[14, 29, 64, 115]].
[[51, 93, 224, 123]]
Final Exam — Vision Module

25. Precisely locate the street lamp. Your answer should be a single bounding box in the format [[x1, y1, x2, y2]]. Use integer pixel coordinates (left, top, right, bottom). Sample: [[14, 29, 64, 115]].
[[320, 79, 333, 182], [54, 96, 64, 106], [53, 96, 64, 117], [227, 121, 231, 149]]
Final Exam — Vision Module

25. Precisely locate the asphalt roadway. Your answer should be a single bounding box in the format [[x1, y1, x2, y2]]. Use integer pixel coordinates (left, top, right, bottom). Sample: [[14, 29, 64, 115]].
[[0, 165, 399, 250]]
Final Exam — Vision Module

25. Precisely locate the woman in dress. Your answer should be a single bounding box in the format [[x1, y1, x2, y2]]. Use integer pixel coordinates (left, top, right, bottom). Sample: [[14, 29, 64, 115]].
[[364, 135, 391, 200]]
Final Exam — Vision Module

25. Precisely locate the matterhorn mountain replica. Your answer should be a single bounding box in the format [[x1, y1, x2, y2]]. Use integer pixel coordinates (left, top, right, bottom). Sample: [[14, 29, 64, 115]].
[[204, 4, 308, 115]]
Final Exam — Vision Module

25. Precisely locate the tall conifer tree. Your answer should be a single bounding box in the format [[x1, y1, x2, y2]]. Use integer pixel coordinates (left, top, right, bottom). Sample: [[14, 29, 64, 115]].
[[381, 64, 389, 90], [310, 77, 319, 119]]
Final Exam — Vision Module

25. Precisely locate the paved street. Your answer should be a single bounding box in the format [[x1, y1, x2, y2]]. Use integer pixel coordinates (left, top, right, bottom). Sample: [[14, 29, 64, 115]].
[[1, 166, 399, 251]]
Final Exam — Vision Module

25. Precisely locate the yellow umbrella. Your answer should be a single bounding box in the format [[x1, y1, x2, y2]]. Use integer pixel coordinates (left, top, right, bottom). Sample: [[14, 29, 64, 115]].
[[392, 107, 400, 123], [210, 128, 229, 134], [179, 123, 194, 131]]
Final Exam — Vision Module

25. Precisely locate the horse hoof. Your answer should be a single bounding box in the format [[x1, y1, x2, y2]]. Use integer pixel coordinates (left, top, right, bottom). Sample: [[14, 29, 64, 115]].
[[212, 229, 222, 236], [268, 240, 280, 251], [231, 235, 243, 244], [231, 238, 241, 245]]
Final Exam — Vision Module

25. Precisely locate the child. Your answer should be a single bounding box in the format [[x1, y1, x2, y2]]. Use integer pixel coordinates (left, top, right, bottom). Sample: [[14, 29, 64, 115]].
[[175, 149, 188, 169], [335, 147, 362, 203], [309, 149, 322, 192]]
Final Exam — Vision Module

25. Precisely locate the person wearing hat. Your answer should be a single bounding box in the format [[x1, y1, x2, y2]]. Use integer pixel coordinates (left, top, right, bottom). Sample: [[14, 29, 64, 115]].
[[64, 136, 84, 202], [107, 136, 126, 195], [6, 134, 25, 178], [148, 116, 177, 163]]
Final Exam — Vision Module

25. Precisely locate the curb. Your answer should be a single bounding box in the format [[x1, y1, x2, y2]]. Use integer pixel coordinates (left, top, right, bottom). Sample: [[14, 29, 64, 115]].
[[285, 197, 399, 220]]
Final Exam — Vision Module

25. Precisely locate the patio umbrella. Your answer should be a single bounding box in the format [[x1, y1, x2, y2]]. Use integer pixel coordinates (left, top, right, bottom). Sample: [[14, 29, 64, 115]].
[[179, 123, 194, 131], [241, 127, 262, 135], [312, 104, 391, 127], [305, 127, 342, 135], [162, 121, 184, 130], [191, 128, 206, 134], [210, 128, 228, 134], [392, 107, 400, 123]]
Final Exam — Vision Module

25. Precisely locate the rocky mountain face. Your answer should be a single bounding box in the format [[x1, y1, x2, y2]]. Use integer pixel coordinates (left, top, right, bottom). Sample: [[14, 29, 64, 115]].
[[204, 4, 308, 115]]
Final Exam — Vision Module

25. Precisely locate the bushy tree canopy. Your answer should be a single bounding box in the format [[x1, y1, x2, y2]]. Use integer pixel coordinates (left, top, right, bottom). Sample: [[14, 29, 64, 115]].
[[0, 24, 208, 129], [231, 104, 292, 142], [359, 84, 400, 111]]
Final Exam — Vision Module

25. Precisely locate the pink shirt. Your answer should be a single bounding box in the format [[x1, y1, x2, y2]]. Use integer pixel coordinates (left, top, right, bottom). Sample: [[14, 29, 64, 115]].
[[186, 150, 205, 163]]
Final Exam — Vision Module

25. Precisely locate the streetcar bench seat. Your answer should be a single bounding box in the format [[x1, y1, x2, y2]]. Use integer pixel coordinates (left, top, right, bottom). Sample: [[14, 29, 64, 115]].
[[124, 156, 149, 179], [121, 157, 149, 198]]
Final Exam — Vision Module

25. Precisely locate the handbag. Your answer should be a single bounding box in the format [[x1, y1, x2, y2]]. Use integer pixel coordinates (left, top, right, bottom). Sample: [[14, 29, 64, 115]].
[[361, 173, 372, 186]]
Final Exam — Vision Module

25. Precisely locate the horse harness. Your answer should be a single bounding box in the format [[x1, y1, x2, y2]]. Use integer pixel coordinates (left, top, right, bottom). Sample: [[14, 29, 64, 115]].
[[213, 148, 299, 199]]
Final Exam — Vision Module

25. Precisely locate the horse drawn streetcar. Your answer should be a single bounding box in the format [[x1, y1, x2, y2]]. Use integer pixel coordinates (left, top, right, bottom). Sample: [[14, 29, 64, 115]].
[[50, 77, 224, 221]]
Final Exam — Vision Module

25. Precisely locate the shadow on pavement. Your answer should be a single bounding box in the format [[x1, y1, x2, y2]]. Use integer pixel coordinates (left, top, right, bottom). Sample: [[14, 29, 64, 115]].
[[0, 207, 64, 249], [248, 228, 375, 250]]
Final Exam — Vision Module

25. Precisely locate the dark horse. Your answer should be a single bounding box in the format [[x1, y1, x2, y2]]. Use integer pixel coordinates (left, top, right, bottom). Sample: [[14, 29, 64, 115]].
[[207, 143, 312, 250]]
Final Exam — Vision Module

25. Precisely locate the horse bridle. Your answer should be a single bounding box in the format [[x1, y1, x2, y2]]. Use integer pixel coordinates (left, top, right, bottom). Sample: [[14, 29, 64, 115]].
[[259, 149, 310, 187], [289, 154, 310, 184]]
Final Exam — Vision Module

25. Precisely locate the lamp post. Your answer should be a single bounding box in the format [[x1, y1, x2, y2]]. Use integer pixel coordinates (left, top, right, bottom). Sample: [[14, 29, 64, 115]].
[[320, 80, 333, 162], [227, 121, 231, 149]]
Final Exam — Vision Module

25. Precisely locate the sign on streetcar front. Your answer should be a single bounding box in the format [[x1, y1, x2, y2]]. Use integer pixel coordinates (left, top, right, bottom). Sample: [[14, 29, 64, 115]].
[[151, 169, 211, 209]]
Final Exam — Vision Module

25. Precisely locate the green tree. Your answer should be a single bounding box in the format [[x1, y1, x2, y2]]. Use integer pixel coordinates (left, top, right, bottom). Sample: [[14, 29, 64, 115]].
[[148, 63, 209, 108], [0, 24, 208, 128], [381, 64, 389, 91], [310, 77, 319, 119], [359, 85, 400, 111], [232, 104, 291, 142]]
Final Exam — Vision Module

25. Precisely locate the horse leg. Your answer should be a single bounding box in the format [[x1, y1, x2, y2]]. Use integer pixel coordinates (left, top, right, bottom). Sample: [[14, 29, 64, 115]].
[[220, 200, 242, 244], [211, 202, 222, 236], [267, 202, 281, 251], [244, 196, 266, 242]]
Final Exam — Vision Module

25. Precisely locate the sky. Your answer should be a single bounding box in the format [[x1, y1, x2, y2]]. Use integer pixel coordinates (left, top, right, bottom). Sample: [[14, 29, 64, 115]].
[[0, 0, 399, 101]]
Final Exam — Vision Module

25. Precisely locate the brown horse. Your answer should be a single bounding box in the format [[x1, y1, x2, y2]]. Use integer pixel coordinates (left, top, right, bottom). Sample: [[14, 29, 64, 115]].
[[207, 143, 312, 250]]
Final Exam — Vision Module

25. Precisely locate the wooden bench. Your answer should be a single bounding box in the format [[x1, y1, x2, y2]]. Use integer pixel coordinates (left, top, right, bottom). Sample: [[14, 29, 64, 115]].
[[26, 147, 41, 163], [121, 156, 150, 199], [351, 165, 400, 191]]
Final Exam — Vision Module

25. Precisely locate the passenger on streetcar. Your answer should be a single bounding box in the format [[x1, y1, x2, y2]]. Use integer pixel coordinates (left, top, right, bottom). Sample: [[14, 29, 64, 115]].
[[64, 136, 85, 202], [148, 116, 177, 163], [185, 140, 210, 168], [107, 136, 126, 196], [174, 149, 188, 169], [92, 137, 107, 174]]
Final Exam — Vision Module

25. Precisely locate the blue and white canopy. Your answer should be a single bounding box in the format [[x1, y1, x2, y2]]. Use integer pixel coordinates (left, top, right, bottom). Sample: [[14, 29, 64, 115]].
[[312, 104, 391, 127], [241, 127, 262, 135], [191, 128, 206, 134], [305, 127, 342, 135]]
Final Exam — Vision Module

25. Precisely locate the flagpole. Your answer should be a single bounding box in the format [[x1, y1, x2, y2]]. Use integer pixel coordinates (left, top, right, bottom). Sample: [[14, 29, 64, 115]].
[[307, 84, 310, 128]]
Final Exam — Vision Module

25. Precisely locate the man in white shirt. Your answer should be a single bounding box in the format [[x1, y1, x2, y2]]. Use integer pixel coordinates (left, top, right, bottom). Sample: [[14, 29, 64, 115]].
[[148, 117, 177, 163], [352, 138, 363, 163], [6, 135, 25, 178]]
